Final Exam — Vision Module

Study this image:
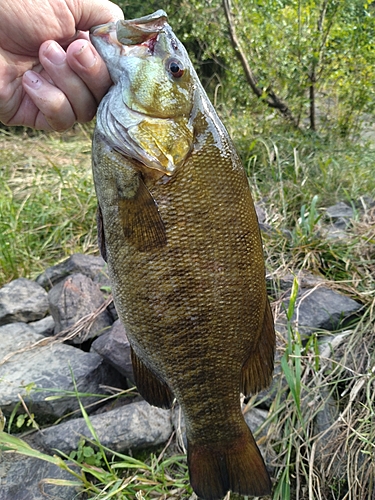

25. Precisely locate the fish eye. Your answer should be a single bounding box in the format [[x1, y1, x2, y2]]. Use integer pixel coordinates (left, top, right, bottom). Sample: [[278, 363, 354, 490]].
[[167, 58, 184, 78]]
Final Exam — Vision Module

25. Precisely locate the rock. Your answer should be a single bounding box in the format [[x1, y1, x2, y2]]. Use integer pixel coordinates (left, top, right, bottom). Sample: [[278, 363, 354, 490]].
[[0, 322, 126, 419], [324, 226, 348, 240], [332, 216, 350, 230], [91, 319, 134, 381], [325, 201, 354, 219], [38, 400, 172, 454], [314, 388, 340, 441], [243, 406, 270, 435], [281, 287, 362, 335], [107, 300, 119, 321], [0, 453, 80, 500], [322, 201, 356, 239], [355, 195, 375, 211], [48, 273, 113, 343], [276, 270, 325, 292], [255, 203, 266, 224], [36, 253, 109, 290], [0, 322, 40, 357], [0, 278, 48, 326], [29, 315, 55, 336]]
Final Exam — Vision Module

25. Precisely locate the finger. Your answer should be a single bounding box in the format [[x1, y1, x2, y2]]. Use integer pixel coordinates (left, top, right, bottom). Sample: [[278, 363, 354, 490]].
[[66, 38, 112, 104], [0, 49, 38, 124], [38, 40, 98, 123], [8, 89, 52, 131], [22, 69, 77, 131]]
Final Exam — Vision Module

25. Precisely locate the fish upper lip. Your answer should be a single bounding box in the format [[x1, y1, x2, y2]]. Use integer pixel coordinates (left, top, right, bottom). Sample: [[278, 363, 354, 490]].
[[90, 23, 115, 35], [91, 11, 168, 47]]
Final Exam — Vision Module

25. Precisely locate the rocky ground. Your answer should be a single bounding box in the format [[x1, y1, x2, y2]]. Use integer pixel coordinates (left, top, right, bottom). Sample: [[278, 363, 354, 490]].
[[0, 201, 369, 499]]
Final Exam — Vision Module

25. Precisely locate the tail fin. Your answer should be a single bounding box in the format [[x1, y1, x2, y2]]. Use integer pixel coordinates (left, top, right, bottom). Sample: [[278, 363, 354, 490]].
[[187, 426, 271, 500]]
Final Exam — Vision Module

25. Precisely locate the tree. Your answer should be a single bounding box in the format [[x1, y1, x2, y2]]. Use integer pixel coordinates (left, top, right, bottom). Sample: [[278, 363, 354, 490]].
[[114, 0, 375, 135]]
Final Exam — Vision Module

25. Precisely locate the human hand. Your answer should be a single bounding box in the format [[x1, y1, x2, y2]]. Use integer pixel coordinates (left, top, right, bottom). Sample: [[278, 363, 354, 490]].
[[0, 0, 123, 131]]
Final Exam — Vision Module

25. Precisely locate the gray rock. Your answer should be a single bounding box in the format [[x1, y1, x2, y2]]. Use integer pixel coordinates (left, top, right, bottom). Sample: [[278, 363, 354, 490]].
[[107, 300, 119, 321], [0, 453, 80, 500], [0, 322, 42, 358], [36, 253, 108, 290], [0, 278, 48, 326], [0, 323, 126, 418], [38, 400, 172, 454], [282, 287, 362, 333], [332, 216, 350, 230], [324, 225, 348, 240], [276, 271, 326, 292], [243, 407, 270, 435], [355, 195, 375, 211], [91, 319, 134, 380], [255, 203, 266, 224], [314, 388, 340, 440], [325, 201, 354, 219], [29, 315, 55, 336], [48, 273, 113, 343]]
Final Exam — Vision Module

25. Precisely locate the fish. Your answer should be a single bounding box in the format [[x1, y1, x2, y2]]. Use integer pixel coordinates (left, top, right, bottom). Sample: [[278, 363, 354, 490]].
[[90, 10, 275, 500]]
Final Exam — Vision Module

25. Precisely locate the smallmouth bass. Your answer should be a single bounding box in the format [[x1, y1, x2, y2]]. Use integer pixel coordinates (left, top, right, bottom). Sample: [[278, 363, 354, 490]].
[[90, 10, 275, 500]]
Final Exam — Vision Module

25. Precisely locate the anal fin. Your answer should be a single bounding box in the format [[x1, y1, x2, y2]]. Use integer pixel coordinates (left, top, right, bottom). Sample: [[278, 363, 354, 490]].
[[131, 347, 174, 409], [118, 175, 167, 252], [241, 298, 275, 395]]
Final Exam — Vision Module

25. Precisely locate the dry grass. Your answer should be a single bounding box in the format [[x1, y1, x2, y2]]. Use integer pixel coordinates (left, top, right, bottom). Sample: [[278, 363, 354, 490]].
[[263, 314, 375, 500]]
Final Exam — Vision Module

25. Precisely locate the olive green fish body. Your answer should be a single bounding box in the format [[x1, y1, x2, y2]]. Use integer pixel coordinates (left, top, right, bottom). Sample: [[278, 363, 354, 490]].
[[91, 12, 275, 499]]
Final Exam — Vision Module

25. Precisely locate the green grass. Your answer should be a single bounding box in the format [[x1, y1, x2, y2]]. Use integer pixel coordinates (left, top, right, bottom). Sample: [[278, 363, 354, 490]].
[[0, 126, 98, 285], [0, 121, 374, 499]]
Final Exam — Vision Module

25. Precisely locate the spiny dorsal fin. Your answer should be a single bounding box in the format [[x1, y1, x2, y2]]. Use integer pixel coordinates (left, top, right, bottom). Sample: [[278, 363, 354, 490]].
[[241, 299, 275, 396], [118, 175, 167, 252], [131, 347, 174, 409]]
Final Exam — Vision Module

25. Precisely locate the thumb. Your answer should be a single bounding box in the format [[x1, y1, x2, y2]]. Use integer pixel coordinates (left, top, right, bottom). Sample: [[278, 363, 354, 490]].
[[71, 0, 124, 30]]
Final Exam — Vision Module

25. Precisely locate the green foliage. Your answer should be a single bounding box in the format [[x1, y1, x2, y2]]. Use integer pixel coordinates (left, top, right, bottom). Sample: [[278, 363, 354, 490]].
[[115, 0, 375, 135], [293, 195, 321, 242], [69, 437, 106, 468]]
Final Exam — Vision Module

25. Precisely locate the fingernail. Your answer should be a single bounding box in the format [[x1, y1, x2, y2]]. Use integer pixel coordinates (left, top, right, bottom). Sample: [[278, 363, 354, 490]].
[[23, 70, 43, 89], [73, 41, 96, 68], [44, 41, 66, 65]]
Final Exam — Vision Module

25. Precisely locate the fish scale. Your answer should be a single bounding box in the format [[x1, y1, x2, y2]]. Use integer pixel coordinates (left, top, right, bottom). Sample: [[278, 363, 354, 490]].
[[91, 10, 275, 500]]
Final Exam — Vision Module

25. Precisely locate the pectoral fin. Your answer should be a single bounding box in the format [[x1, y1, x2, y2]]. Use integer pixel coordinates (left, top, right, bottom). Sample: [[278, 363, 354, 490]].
[[118, 175, 167, 252], [241, 299, 275, 395], [131, 347, 174, 409]]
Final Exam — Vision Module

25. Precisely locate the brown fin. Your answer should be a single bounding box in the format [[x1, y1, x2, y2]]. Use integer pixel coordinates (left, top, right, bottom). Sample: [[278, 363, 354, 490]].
[[187, 425, 272, 500], [131, 347, 174, 409], [118, 175, 167, 252], [241, 298, 275, 395], [96, 205, 107, 262]]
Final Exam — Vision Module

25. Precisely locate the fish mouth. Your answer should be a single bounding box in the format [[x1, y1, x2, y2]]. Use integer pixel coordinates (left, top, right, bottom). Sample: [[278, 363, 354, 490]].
[[90, 10, 168, 50]]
